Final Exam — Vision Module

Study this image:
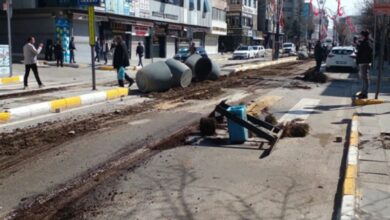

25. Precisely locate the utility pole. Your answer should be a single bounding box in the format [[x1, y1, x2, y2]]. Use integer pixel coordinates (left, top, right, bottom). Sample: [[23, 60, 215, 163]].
[[273, 0, 283, 60], [6, 0, 12, 77]]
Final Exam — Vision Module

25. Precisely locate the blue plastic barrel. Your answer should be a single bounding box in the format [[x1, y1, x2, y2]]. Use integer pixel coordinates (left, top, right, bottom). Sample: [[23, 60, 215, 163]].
[[227, 105, 248, 143]]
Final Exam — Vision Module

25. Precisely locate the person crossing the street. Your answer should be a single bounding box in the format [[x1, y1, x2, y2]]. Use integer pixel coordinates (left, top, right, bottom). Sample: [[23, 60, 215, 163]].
[[23, 36, 44, 89]]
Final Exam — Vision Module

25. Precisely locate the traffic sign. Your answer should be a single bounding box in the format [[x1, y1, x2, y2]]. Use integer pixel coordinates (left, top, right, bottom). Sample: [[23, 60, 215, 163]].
[[374, 0, 390, 15], [88, 6, 95, 46], [79, 0, 101, 6]]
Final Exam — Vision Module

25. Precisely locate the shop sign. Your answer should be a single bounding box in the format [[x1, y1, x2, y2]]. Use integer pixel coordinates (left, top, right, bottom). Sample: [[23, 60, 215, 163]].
[[79, 0, 100, 6], [374, 0, 390, 14], [152, 11, 179, 21], [168, 24, 182, 30], [154, 25, 167, 35], [132, 26, 149, 36], [227, 28, 242, 36]]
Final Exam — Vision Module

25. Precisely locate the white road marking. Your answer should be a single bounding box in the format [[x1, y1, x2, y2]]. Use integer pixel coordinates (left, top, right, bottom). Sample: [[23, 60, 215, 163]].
[[279, 98, 320, 122]]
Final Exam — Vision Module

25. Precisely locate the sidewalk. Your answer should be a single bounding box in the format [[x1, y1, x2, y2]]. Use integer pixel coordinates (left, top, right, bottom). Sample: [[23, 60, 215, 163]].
[[354, 80, 390, 219]]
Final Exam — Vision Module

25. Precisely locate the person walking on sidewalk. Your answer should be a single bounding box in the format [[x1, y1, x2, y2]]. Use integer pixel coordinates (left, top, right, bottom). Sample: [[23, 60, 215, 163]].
[[220, 42, 225, 55], [54, 39, 64, 67], [95, 38, 101, 62], [69, 37, 76, 63], [136, 42, 144, 67], [23, 36, 44, 89], [356, 30, 373, 99], [103, 41, 109, 65], [113, 36, 134, 88], [314, 40, 324, 72]]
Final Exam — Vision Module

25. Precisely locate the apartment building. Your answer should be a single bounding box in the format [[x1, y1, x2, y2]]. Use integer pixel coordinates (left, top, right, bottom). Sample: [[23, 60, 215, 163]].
[[223, 0, 260, 51], [205, 0, 227, 54]]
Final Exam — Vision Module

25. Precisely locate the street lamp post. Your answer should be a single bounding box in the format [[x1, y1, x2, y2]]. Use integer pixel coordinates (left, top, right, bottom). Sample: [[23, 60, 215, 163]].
[[6, 0, 12, 77]]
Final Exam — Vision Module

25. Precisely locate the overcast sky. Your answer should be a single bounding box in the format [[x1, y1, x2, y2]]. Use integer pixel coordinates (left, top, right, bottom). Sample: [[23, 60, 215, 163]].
[[311, 0, 363, 16]]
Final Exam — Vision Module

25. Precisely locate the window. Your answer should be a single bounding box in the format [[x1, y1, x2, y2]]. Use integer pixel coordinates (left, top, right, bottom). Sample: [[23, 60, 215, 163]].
[[242, 16, 252, 27], [230, 0, 241, 4], [154, 0, 184, 6], [197, 0, 201, 11], [227, 15, 241, 27], [189, 0, 195, 10], [212, 7, 226, 21]]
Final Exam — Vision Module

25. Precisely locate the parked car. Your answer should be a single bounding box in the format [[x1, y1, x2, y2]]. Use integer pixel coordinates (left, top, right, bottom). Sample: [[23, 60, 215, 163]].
[[282, 42, 296, 55], [252, 45, 266, 58], [232, 45, 255, 59], [173, 47, 208, 62], [326, 46, 357, 71]]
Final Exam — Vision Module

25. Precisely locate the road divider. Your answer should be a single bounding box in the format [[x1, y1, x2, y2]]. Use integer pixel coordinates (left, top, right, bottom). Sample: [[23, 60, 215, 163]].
[[227, 57, 297, 73], [0, 75, 23, 85], [340, 114, 359, 220], [0, 88, 129, 123]]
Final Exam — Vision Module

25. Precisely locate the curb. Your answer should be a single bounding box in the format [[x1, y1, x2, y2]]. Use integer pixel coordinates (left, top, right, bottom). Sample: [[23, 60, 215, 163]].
[[232, 57, 297, 73], [0, 75, 23, 85], [340, 113, 359, 220], [354, 98, 384, 106], [0, 88, 128, 123]]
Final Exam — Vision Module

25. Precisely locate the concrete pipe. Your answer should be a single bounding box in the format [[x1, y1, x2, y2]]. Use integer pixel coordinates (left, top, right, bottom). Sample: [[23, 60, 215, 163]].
[[136, 61, 173, 93], [208, 60, 221, 81], [165, 58, 192, 88], [185, 54, 212, 81]]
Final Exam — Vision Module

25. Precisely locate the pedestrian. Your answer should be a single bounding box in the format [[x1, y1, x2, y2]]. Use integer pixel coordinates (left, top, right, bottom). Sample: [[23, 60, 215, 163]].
[[189, 42, 196, 55], [220, 42, 225, 55], [44, 39, 53, 61], [136, 42, 144, 67], [103, 41, 109, 65], [113, 36, 134, 88], [54, 39, 64, 67], [356, 30, 373, 99], [314, 40, 323, 72], [308, 42, 312, 54], [69, 36, 76, 63], [23, 36, 44, 89], [95, 38, 101, 62]]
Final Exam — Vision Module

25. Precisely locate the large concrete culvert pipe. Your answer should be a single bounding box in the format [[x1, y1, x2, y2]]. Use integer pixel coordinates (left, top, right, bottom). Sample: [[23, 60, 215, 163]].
[[208, 60, 221, 81], [136, 61, 173, 93], [184, 54, 212, 81], [165, 58, 192, 88]]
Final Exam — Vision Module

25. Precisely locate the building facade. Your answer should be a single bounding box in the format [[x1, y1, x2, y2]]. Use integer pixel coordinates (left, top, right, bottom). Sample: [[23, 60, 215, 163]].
[[257, 0, 277, 48], [0, 0, 213, 63], [223, 0, 260, 51], [205, 0, 227, 54]]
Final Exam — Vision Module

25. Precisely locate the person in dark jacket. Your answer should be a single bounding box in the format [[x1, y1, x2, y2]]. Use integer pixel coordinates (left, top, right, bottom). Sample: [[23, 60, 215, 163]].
[[136, 42, 144, 67], [95, 38, 101, 62], [113, 36, 134, 87], [314, 40, 323, 72], [54, 40, 64, 67], [356, 30, 373, 99], [44, 39, 53, 61], [69, 37, 76, 63]]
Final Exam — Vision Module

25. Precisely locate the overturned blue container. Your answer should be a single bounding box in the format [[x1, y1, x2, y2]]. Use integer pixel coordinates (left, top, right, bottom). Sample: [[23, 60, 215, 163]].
[[227, 105, 248, 143]]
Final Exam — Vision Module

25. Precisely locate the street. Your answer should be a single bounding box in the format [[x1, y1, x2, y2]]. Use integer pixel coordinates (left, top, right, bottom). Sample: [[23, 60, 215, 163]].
[[0, 52, 389, 220]]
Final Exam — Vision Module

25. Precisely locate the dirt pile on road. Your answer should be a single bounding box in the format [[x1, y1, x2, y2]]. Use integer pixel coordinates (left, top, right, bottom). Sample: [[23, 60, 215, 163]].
[[298, 67, 328, 83], [282, 119, 310, 137]]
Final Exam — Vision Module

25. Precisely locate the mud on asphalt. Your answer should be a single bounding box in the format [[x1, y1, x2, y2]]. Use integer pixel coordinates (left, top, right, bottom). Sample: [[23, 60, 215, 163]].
[[0, 60, 312, 172]]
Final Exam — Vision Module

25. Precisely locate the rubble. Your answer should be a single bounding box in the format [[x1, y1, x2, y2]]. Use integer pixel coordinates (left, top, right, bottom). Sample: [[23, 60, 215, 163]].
[[281, 119, 310, 137]]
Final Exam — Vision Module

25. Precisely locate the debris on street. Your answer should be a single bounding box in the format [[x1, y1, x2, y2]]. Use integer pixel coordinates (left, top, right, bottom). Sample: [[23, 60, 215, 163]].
[[281, 118, 310, 137], [299, 67, 328, 83]]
